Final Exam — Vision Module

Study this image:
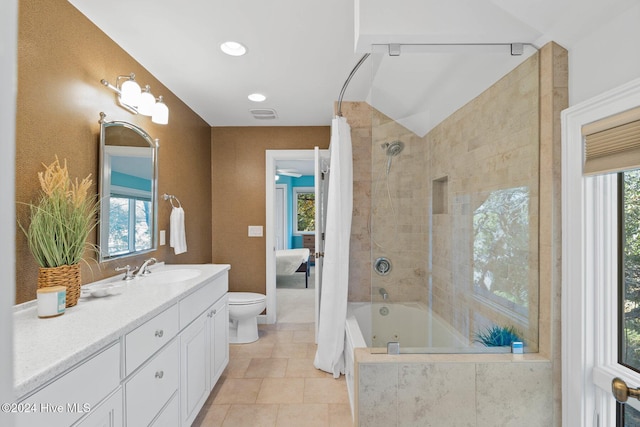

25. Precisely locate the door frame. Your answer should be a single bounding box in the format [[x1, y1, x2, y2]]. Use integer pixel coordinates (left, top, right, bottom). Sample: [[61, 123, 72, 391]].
[[562, 76, 640, 426], [275, 184, 287, 250], [264, 149, 320, 324]]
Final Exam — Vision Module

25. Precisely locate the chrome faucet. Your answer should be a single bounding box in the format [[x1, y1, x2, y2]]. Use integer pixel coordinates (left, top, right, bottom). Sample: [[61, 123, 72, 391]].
[[135, 257, 158, 277], [115, 265, 136, 281], [379, 287, 389, 301]]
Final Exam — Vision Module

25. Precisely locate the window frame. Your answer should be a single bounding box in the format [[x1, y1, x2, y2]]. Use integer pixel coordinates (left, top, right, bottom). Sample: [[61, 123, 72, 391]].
[[293, 186, 315, 235]]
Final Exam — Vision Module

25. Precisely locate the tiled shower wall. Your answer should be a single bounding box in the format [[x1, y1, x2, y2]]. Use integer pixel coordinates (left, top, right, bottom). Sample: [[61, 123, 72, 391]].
[[426, 52, 541, 346]]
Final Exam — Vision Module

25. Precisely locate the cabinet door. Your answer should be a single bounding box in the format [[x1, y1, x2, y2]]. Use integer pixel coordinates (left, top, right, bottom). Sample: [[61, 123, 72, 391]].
[[208, 295, 229, 389], [180, 311, 208, 427], [150, 391, 179, 427], [73, 388, 122, 427], [125, 340, 179, 427], [17, 343, 120, 427]]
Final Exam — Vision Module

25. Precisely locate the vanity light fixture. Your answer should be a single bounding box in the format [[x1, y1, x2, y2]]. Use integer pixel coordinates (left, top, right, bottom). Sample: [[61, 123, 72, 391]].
[[220, 41, 247, 56], [248, 93, 266, 102], [100, 73, 170, 125]]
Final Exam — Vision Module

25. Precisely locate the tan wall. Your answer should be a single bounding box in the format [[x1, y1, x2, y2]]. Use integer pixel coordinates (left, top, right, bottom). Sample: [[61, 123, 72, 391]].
[[15, 0, 213, 304], [211, 127, 330, 295]]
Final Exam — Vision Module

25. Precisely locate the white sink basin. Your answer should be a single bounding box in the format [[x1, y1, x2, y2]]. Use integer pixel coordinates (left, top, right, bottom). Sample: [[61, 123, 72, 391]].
[[143, 268, 202, 285], [81, 282, 126, 298]]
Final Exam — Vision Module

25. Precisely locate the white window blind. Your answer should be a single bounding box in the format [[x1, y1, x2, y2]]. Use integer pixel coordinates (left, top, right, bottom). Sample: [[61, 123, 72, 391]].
[[583, 106, 640, 175]]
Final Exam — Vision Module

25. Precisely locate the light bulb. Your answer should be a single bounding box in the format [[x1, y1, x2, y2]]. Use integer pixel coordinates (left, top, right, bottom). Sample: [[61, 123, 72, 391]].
[[152, 96, 169, 125], [220, 41, 247, 56], [138, 85, 155, 116], [248, 93, 266, 102], [120, 78, 141, 107]]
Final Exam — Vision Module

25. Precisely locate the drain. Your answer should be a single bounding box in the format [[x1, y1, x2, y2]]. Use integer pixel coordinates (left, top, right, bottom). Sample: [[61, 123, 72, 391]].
[[379, 306, 389, 316], [374, 257, 392, 275]]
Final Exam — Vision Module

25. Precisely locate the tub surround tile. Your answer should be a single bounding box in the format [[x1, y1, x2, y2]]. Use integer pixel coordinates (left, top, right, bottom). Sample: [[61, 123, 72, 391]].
[[475, 362, 553, 427], [355, 348, 549, 364], [357, 363, 398, 426], [398, 363, 477, 427], [354, 353, 552, 426]]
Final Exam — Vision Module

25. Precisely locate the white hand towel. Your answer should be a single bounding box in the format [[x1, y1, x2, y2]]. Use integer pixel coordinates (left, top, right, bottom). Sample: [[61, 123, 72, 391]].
[[170, 206, 187, 255]]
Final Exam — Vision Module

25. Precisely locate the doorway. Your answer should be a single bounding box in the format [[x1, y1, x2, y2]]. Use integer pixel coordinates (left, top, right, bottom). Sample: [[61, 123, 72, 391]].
[[264, 149, 329, 331]]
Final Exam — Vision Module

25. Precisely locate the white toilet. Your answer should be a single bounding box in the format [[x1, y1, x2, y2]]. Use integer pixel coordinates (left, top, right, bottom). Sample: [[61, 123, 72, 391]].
[[228, 292, 267, 344]]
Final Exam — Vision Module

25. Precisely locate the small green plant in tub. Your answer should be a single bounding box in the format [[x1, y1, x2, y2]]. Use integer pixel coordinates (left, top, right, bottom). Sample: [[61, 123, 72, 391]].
[[474, 325, 523, 347]]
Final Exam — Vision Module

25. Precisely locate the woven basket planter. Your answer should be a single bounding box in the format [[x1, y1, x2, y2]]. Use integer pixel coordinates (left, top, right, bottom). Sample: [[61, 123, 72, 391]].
[[37, 264, 81, 307]]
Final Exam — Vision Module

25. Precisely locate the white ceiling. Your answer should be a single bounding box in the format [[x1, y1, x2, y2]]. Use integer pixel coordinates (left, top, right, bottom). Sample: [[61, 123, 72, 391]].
[[68, 0, 638, 128]]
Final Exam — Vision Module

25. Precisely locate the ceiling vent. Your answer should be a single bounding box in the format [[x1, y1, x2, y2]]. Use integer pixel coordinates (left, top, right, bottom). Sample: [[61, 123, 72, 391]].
[[250, 108, 278, 120]]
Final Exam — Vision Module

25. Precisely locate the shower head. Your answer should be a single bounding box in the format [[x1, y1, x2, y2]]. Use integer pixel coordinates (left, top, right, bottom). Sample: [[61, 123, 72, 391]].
[[386, 141, 404, 157], [383, 141, 404, 174]]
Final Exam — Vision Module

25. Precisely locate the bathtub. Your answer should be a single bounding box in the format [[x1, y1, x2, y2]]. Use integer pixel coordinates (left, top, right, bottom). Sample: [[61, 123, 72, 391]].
[[344, 302, 469, 415]]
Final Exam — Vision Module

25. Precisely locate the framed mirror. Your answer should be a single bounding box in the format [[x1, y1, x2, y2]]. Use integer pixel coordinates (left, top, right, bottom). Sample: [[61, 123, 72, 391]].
[[98, 112, 159, 262]]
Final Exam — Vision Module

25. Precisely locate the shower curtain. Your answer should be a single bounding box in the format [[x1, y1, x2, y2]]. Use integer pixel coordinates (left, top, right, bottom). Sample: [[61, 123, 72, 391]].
[[314, 115, 353, 378]]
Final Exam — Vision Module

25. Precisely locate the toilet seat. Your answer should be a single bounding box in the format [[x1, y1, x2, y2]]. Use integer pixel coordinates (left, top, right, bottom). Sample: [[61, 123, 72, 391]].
[[228, 292, 266, 305]]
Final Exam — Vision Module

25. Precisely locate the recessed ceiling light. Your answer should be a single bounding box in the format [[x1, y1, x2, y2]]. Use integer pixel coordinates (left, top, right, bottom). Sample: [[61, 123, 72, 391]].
[[248, 93, 266, 102], [220, 41, 247, 56]]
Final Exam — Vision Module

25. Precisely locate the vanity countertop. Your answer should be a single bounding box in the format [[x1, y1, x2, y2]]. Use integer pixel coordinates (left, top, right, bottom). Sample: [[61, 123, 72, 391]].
[[13, 263, 230, 398]]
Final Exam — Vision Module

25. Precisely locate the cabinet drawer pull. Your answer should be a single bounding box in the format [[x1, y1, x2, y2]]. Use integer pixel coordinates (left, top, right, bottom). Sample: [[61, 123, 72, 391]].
[[155, 330, 164, 338], [155, 370, 164, 379], [212, 309, 217, 315]]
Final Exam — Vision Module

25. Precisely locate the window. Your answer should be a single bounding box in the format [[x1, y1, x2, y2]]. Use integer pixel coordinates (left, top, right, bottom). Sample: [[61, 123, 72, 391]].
[[620, 170, 640, 373], [473, 186, 530, 317], [293, 187, 315, 234], [108, 194, 152, 256]]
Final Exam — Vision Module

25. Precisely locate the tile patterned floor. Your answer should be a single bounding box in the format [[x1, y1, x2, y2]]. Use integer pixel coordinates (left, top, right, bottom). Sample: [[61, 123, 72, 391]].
[[192, 322, 353, 427]]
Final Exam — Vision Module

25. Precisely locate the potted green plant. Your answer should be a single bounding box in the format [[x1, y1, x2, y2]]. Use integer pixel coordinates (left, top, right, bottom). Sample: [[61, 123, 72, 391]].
[[474, 324, 523, 347], [20, 157, 98, 307]]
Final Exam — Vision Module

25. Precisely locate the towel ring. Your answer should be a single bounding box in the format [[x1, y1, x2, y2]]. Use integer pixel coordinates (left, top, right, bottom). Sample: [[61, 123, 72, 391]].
[[162, 193, 182, 208]]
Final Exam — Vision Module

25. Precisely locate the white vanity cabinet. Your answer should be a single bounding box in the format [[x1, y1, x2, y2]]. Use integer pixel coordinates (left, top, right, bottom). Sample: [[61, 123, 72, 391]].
[[14, 264, 230, 427], [207, 295, 229, 390], [15, 342, 121, 427], [179, 273, 229, 427], [74, 388, 123, 427]]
